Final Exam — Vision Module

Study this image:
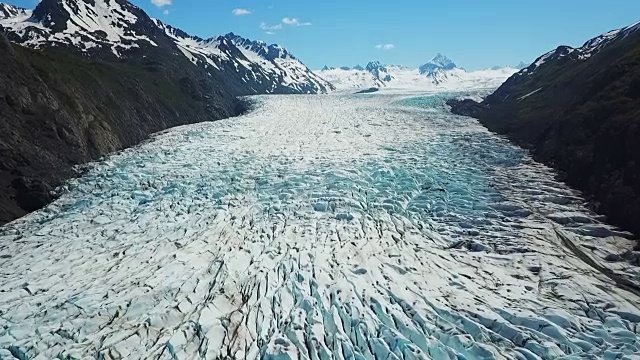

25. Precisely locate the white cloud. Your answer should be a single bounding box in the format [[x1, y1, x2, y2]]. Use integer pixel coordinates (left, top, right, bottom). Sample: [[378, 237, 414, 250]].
[[375, 44, 395, 50], [232, 8, 252, 16], [151, 0, 171, 7], [259, 17, 311, 34], [260, 22, 283, 31], [282, 17, 312, 26], [163, 9, 170, 15]]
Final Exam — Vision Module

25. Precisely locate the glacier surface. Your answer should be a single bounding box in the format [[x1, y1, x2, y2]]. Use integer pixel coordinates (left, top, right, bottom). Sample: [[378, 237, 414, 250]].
[[1, 94, 639, 360]]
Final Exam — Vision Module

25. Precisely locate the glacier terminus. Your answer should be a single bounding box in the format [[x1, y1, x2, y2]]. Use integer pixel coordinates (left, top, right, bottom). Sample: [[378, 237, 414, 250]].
[[0, 94, 639, 360]]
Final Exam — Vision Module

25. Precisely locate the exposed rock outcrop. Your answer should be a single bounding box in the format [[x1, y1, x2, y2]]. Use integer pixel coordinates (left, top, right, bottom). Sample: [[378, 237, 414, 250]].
[[449, 21, 640, 237]]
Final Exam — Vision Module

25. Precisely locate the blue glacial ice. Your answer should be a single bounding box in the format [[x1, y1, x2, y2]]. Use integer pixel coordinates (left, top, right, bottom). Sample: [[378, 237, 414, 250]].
[[0, 93, 639, 360]]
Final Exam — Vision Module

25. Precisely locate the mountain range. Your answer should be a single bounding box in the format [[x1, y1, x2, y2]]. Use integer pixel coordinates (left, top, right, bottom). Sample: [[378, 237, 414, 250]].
[[449, 19, 640, 238], [317, 54, 521, 91], [0, 0, 332, 224], [0, 0, 333, 94]]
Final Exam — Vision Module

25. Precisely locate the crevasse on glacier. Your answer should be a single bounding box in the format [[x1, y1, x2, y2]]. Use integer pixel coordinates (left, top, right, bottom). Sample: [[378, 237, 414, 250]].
[[0, 94, 639, 360]]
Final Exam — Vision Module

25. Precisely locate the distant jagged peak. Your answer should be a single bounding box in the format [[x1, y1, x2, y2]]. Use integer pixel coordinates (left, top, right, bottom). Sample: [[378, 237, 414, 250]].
[[514, 61, 529, 69], [222, 32, 295, 61], [419, 53, 457, 75], [0, 2, 27, 19], [365, 60, 380, 69], [430, 53, 456, 68], [365, 60, 387, 72]]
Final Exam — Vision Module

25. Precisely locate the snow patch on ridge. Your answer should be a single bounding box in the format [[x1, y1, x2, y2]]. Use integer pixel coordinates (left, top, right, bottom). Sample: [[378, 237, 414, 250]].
[[0, 0, 157, 56], [152, 20, 333, 93]]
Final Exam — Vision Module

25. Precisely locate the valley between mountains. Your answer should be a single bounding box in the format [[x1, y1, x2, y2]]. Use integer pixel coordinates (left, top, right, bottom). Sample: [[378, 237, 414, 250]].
[[2, 94, 639, 360], [1, 1, 640, 360]]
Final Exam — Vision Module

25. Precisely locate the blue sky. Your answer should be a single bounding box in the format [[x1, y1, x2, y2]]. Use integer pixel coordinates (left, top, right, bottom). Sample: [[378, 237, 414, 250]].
[[9, 0, 640, 69]]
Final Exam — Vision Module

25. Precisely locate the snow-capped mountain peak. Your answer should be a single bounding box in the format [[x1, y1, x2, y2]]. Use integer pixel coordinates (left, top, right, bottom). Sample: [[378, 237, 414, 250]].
[[0, 2, 26, 19], [431, 53, 456, 68], [365, 60, 384, 71], [0, 0, 331, 94], [419, 53, 457, 75], [317, 55, 517, 92], [151, 19, 333, 93], [0, 0, 163, 57], [224, 32, 295, 61]]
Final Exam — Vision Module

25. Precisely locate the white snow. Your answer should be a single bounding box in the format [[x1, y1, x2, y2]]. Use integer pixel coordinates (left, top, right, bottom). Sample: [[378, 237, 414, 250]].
[[517, 87, 543, 101], [151, 20, 332, 93], [0, 0, 156, 55], [316, 66, 518, 92], [1, 93, 639, 360], [316, 68, 386, 89], [533, 50, 556, 69], [0, 3, 26, 19]]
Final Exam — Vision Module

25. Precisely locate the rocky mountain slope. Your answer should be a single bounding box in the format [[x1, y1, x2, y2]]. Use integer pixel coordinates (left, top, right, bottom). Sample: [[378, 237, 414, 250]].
[[0, 2, 24, 18], [153, 22, 333, 94], [0, 0, 329, 224], [317, 55, 517, 91], [449, 20, 640, 237]]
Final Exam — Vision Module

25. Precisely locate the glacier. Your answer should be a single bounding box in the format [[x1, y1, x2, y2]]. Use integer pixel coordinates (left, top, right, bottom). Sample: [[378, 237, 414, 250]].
[[1, 94, 639, 360]]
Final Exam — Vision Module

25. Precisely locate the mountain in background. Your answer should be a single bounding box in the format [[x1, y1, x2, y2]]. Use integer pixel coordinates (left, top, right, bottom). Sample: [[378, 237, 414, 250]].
[[419, 53, 457, 74], [153, 22, 333, 94], [449, 20, 640, 237], [0, 0, 330, 225], [514, 61, 529, 69], [317, 54, 517, 91], [0, 2, 24, 18], [0, 0, 332, 94]]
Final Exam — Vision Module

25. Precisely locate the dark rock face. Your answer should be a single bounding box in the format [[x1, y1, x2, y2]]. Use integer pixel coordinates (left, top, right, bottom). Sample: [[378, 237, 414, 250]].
[[449, 25, 640, 237], [446, 99, 486, 118], [365, 61, 386, 73], [11, 178, 55, 213], [354, 87, 379, 94], [0, 32, 243, 224], [364, 61, 392, 82]]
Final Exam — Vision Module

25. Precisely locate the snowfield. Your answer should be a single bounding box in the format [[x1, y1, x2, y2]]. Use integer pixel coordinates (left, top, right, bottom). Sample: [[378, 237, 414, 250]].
[[1, 94, 639, 360], [316, 67, 518, 92]]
